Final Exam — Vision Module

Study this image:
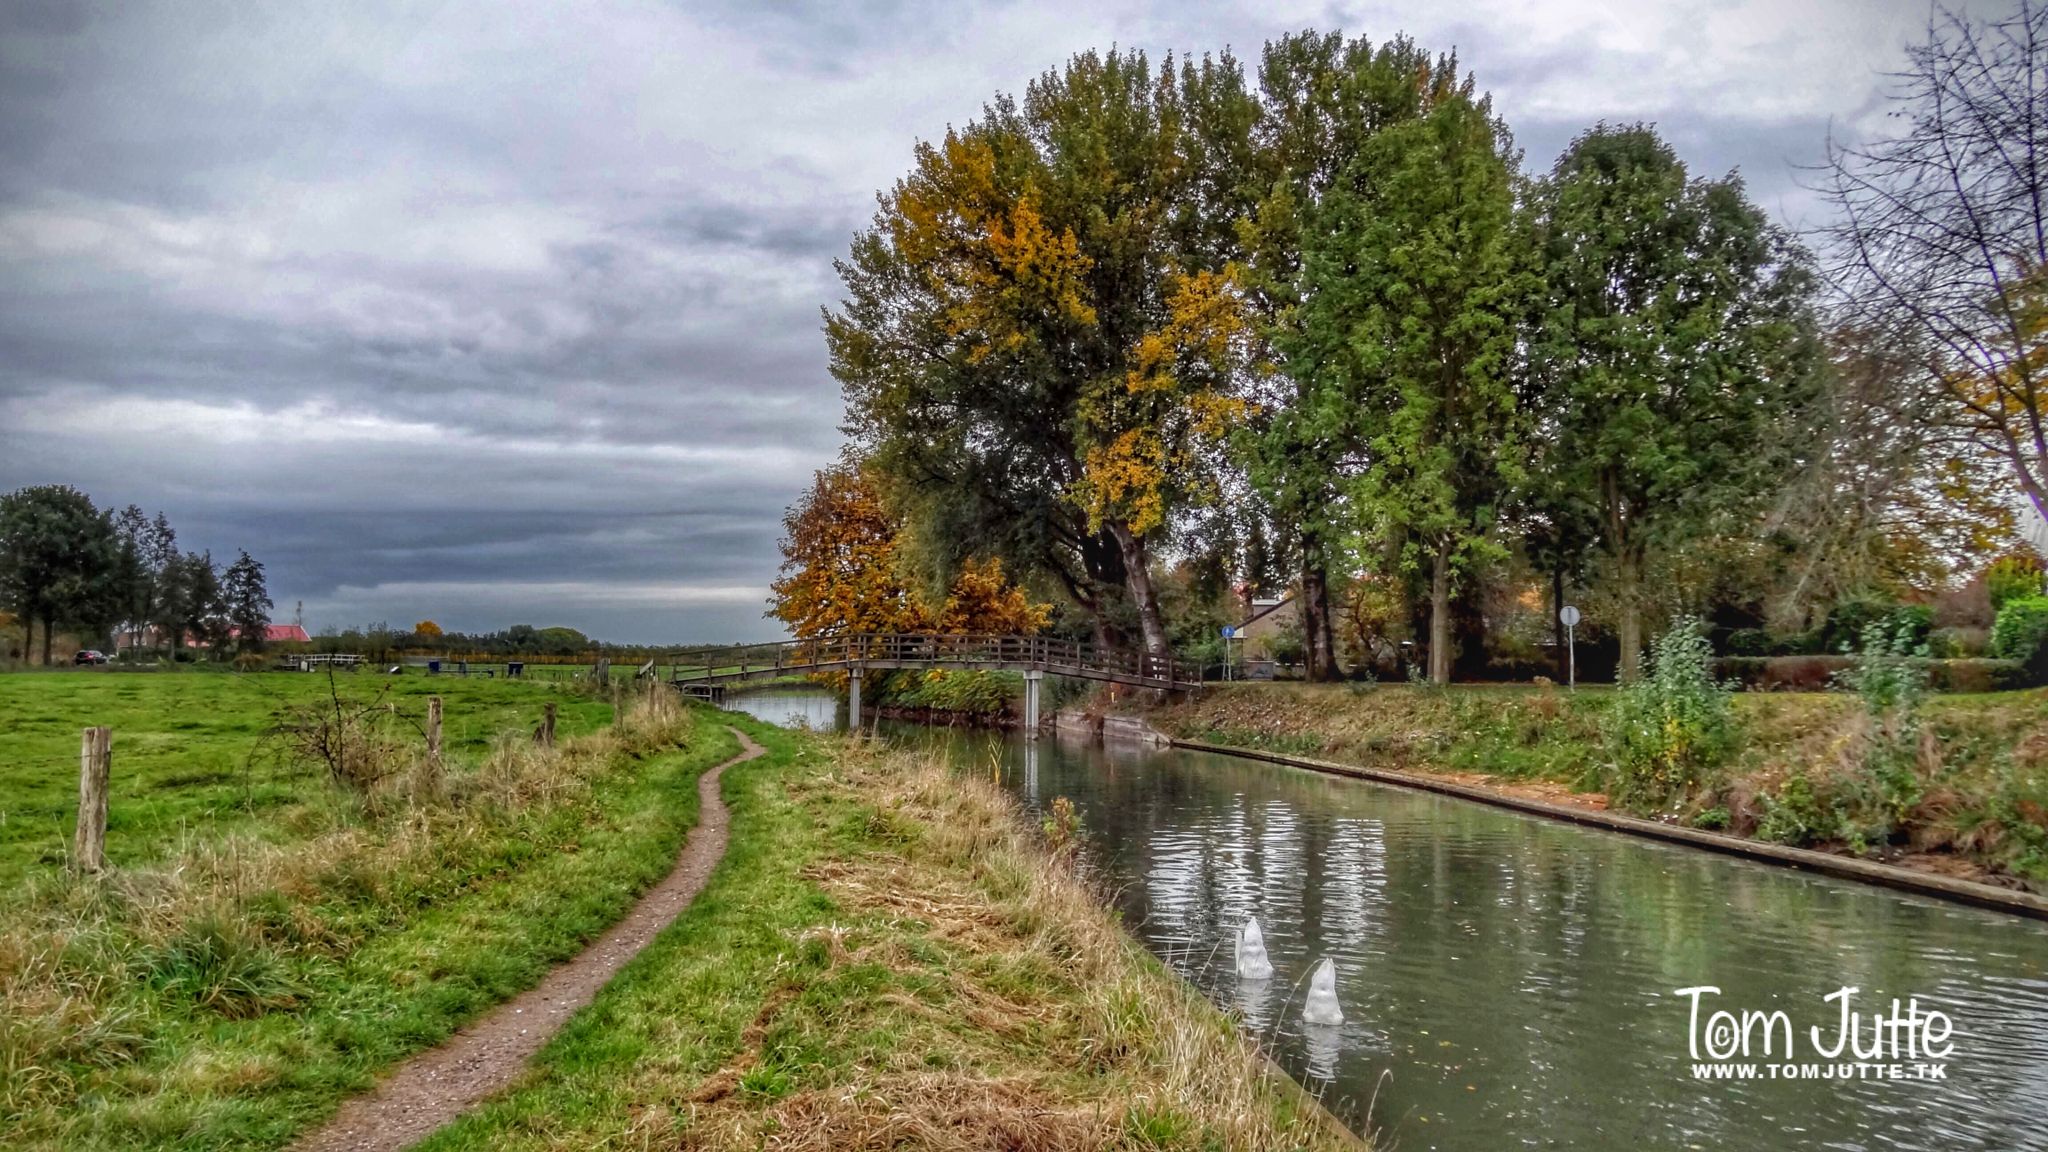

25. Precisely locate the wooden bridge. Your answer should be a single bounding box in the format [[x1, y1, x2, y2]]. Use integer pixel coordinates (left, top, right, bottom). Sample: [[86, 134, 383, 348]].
[[664, 633, 1199, 732]]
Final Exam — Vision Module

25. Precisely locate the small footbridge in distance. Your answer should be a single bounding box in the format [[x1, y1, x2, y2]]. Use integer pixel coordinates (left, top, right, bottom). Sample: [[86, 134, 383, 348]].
[[663, 633, 1199, 732]]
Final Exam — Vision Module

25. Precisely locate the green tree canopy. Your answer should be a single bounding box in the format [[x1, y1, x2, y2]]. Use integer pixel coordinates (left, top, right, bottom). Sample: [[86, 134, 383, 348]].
[[1236, 31, 1466, 680], [222, 550, 273, 653], [112, 505, 178, 647], [0, 485, 120, 665], [1287, 81, 1528, 683], [1526, 124, 1817, 679], [162, 550, 226, 651]]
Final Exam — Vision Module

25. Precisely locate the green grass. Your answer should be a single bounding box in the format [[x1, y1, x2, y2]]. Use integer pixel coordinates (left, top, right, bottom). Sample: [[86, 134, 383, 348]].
[[0, 670, 612, 885], [2, 673, 1352, 1150], [412, 716, 821, 1151], [0, 672, 726, 1151], [415, 724, 1352, 1152]]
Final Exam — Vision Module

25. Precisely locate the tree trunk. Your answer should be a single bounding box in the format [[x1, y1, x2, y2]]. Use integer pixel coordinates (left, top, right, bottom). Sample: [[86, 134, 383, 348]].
[[41, 612, 55, 667], [1080, 596, 1113, 652], [1321, 580, 1340, 679], [1107, 521, 1169, 658], [1081, 529, 1129, 651], [1617, 547, 1643, 683], [1428, 545, 1452, 685], [1299, 543, 1333, 682], [1552, 563, 1568, 681]]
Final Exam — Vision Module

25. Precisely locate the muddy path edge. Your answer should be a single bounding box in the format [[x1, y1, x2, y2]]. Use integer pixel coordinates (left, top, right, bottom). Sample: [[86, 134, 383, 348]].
[[291, 726, 766, 1152]]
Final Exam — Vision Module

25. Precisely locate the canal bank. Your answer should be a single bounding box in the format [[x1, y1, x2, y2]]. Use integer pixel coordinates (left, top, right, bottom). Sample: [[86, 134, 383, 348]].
[[728, 687, 2048, 1152], [1165, 734, 2048, 919], [1114, 682, 2048, 896], [415, 707, 1358, 1152]]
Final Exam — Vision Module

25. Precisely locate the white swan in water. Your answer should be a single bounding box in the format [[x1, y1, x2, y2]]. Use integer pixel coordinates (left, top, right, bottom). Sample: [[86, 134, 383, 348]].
[[1235, 917, 1274, 980], [1303, 958, 1344, 1025]]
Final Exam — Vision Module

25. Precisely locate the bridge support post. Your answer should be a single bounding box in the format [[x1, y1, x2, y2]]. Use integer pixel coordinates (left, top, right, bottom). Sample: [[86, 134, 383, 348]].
[[1022, 669, 1043, 740], [847, 667, 863, 731]]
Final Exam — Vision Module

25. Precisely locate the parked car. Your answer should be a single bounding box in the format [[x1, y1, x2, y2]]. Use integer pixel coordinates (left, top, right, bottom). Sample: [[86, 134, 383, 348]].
[[73, 649, 109, 665]]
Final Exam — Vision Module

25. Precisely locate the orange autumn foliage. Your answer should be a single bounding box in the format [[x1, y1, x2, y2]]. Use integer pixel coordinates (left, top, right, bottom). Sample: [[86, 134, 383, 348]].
[[889, 133, 1097, 368], [770, 463, 1050, 640], [926, 556, 1052, 635], [1076, 267, 1252, 535]]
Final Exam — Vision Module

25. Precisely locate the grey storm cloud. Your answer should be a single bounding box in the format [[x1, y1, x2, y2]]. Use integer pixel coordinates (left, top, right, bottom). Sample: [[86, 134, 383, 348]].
[[0, 0, 1984, 641]]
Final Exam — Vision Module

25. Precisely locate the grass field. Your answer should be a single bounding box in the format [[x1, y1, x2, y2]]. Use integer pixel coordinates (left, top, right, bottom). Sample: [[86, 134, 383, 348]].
[[0, 669, 725, 1151], [0, 670, 614, 886]]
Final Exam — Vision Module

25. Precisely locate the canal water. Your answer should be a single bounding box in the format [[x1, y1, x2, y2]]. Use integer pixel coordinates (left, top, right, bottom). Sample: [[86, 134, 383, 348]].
[[724, 690, 2048, 1152]]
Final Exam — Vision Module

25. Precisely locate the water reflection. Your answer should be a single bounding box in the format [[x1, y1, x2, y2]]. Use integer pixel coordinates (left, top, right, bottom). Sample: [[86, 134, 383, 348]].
[[732, 691, 2048, 1152], [723, 689, 840, 730], [1303, 1021, 1344, 1083]]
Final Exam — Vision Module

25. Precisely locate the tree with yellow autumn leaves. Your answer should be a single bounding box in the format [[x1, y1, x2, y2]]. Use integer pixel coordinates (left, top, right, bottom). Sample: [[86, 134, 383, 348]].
[[769, 461, 1048, 642], [828, 49, 1257, 659]]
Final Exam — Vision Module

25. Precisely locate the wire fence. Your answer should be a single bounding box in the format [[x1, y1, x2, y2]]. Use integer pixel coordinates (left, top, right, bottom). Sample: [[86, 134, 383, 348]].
[[2, 698, 600, 782]]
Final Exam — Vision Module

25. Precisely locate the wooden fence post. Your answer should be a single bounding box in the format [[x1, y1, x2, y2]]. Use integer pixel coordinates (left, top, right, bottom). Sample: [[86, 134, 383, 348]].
[[536, 701, 557, 747], [425, 696, 443, 778], [76, 726, 110, 874]]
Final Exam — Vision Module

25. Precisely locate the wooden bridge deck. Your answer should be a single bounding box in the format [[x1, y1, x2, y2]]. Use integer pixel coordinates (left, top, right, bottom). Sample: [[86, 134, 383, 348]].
[[665, 633, 1197, 692]]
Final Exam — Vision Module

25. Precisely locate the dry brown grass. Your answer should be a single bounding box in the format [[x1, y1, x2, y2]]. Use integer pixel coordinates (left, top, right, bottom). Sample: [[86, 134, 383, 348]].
[[696, 1072, 1121, 1151], [678, 739, 1361, 1152]]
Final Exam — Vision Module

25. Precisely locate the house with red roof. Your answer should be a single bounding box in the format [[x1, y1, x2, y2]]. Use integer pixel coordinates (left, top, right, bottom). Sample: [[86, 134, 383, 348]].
[[115, 623, 310, 650]]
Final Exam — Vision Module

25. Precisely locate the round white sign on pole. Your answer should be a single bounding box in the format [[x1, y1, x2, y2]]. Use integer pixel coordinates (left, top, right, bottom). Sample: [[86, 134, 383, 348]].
[[1559, 605, 1581, 628]]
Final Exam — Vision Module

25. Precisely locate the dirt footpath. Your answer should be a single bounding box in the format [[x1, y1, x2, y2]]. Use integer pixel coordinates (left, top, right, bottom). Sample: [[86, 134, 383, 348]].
[[292, 728, 765, 1152]]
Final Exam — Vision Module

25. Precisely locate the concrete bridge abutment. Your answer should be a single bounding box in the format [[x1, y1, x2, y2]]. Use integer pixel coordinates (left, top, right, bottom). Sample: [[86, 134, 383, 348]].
[[1022, 669, 1044, 739]]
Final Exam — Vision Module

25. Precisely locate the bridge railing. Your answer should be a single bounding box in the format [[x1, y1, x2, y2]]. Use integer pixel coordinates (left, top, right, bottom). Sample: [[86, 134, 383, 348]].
[[664, 633, 1195, 688]]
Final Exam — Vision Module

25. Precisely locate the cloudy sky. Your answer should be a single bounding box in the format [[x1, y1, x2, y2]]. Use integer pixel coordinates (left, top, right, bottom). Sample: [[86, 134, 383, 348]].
[[0, 0, 1975, 642]]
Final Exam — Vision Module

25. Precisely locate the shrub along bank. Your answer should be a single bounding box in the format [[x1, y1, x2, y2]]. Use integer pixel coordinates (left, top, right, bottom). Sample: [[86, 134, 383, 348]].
[[1712, 655, 2023, 693], [872, 667, 1019, 718], [867, 667, 1089, 724], [1122, 669, 2048, 892]]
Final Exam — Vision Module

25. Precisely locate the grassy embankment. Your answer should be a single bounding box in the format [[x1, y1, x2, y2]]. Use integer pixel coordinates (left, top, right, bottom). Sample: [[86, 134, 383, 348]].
[[1123, 683, 2048, 891], [1, 670, 725, 1151], [419, 733, 1353, 1151], [3, 670, 1351, 1151]]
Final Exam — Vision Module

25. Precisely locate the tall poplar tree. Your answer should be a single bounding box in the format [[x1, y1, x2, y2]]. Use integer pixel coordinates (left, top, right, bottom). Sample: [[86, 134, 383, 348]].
[[1238, 31, 1458, 679], [161, 550, 226, 653], [1289, 84, 1528, 684], [112, 505, 178, 648], [1527, 126, 1816, 679], [222, 550, 272, 653]]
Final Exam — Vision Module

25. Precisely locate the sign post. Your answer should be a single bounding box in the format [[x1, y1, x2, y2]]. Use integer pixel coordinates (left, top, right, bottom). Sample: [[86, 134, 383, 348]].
[[1559, 605, 1581, 690], [1220, 625, 1240, 681]]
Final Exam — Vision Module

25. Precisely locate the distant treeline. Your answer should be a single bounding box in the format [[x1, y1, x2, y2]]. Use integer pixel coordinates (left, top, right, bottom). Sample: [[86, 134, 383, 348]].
[[1, 485, 272, 665], [302, 622, 769, 666]]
